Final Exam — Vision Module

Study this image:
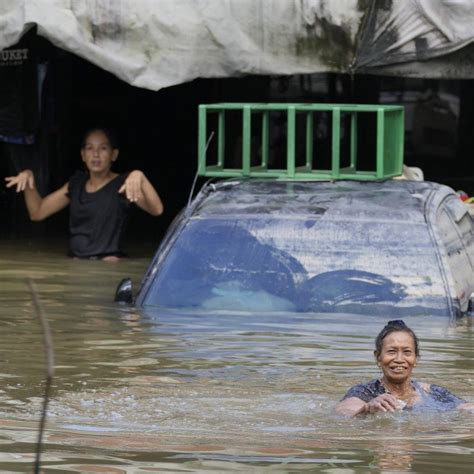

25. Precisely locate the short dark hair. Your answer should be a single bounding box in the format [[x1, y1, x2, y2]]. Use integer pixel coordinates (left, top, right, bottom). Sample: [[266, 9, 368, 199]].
[[374, 320, 420, 357], [81, 127, 119, 150]]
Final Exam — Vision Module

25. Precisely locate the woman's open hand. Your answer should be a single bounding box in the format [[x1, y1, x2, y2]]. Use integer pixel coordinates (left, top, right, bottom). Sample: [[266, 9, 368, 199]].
[[118, 170, 144, 202], [365, 394, 402, 413], [118, 169, 163, 216], [5, 169, 35, 192]]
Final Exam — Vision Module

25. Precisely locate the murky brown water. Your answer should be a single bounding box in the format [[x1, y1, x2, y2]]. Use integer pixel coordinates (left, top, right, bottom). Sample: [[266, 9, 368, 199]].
[[0, 240, 472, 473]]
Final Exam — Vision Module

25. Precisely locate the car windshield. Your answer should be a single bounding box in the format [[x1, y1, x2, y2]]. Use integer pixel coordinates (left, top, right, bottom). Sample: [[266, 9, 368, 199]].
[[141, 215, 449, 316]]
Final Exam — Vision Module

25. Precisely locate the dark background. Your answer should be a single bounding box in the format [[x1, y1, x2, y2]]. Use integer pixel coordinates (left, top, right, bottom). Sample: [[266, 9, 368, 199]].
[[1, 32, 472, 254]]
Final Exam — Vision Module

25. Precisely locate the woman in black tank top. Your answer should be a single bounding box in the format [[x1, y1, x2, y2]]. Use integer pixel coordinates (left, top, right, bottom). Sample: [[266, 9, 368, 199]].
[[5, 127, 164, 260]]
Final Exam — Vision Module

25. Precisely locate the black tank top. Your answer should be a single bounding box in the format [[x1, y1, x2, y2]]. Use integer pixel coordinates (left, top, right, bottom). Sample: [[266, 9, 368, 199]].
[[67, 171, 130, 258]]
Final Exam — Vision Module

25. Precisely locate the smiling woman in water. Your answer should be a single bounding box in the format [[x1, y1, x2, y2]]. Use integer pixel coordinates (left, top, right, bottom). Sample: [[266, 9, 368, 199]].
[[335, 320, 474, 416], [5, 127, 163, 261]]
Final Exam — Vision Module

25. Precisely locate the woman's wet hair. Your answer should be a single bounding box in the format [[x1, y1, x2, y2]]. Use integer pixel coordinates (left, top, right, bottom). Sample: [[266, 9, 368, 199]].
[[81, 127, 119, 149], [374, 320, 420, 357]]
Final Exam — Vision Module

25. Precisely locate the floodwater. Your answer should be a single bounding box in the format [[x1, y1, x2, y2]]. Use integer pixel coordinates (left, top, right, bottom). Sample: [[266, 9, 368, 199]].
[[0, 240, 472, 473]]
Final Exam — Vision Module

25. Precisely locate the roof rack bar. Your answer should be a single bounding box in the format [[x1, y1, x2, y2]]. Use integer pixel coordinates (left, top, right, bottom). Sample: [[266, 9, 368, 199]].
[[350, 112, 357, 170], [242, 106, 251, 176], [217, 110, 225, 168], [198, 103, 404, 181], [305, 111, 313, 169], [376, 108, 385, 179], [331, 107, 341, 179], [287, 106, 296, 178], [261, 111, 269, 168], [197, 105, 207, 176]]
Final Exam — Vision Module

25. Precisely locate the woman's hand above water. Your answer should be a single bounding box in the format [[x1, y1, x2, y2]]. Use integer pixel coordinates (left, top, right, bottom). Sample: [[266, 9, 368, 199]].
[[119, 170, 163, 216], [119, 170, 143, 203], [365, 394, 402, 414], [5, 169, 35, 192], [335, 394, 403, 417]]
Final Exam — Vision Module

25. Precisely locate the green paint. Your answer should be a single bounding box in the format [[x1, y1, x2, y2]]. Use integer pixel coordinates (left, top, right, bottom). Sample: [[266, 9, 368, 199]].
[[198, 103, 404, 181]]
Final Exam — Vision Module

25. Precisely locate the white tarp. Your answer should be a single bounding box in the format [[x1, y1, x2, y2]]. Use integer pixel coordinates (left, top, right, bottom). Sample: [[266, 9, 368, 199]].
[[1, 0, 473, 91], [354, 0, 474, 69]]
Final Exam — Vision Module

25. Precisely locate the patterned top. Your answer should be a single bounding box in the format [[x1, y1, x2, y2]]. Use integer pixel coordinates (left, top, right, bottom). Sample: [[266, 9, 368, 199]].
[[341, 378, 465, 412]]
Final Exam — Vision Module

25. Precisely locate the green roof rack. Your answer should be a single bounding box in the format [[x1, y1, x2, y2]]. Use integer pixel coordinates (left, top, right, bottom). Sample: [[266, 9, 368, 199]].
[[198, 103, 404, 181]]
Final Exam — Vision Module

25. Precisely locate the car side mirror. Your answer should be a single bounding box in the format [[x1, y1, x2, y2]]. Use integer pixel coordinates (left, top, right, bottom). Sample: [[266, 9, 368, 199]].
[[114, 278, 133, 304]]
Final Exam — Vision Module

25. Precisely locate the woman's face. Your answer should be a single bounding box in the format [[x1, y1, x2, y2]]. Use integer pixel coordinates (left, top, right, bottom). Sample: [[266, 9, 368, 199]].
[[376, 331, 417, 383], [81, 130, 118, 174]]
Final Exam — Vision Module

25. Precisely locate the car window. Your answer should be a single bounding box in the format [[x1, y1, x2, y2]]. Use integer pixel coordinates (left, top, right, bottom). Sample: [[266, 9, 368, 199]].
[[142, 216, 449, 315]]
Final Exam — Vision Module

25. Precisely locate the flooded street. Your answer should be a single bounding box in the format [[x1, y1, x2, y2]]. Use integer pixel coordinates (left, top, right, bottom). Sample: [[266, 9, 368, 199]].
[[0, 240, 472, 473]]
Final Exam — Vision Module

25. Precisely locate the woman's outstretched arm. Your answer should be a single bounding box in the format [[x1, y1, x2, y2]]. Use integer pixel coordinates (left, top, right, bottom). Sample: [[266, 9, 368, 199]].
[[335, 397, 368, 416], [335, 394, 401, 417], [5, 169, 70, 221]]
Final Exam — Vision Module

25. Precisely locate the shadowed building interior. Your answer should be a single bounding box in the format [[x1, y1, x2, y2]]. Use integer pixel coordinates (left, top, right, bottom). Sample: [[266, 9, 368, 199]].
[[0, 31, 472, 253]]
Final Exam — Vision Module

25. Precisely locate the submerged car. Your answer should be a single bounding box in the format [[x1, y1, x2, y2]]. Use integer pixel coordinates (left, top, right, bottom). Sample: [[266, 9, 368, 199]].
[[133, 179, 473, 318]]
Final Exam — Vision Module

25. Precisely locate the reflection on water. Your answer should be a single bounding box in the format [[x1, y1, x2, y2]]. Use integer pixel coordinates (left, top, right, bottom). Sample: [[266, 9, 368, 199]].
[[0, 240, 472, 472]]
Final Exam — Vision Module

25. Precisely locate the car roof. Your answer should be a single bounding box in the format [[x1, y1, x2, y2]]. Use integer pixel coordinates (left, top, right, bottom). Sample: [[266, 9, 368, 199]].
[[193, 179, 451, 224]]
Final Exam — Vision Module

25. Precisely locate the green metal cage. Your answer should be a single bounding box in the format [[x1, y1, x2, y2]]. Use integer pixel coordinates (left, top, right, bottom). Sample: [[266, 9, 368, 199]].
[[198, 103, 404, 181]]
